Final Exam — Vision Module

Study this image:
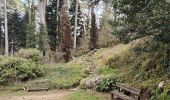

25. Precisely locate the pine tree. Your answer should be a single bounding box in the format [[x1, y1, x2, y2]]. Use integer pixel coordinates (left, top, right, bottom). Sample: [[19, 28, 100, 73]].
[[8, 11, 27, 53], [89, 1, 98, 50], [69, 0, 84, 48], [26, 0, 36, 48], [46, 0, 58, 51]]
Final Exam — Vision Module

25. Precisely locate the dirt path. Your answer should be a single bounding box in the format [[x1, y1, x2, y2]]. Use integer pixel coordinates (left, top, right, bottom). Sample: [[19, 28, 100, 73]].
[[0, 90, 72, 100]]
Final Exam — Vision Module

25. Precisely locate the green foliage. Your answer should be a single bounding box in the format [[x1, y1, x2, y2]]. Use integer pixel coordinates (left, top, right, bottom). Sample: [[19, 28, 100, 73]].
[[151, 89, 170, 100], [8, 11, 27, 51], [69, 0, 84, 47], [48, 66, 85, 89], [46, 1, 58, 51], [64, 90, 109, 100], [97, 66, 116, 75], [26, 23, 36, 48], [17, 48, 42, 63], [0, 56, 44, 85], [25, 2, 37, 48], [106, 40, 169, 89], [89, 8, 98, 50], [112, 0, 170, 43], [28, 65, 86, 89], [40, 25, 50, 52], [96, 75, 116, 92]]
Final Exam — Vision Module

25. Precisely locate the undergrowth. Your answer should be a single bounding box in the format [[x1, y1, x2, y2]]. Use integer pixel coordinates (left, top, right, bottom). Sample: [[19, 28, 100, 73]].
[[97, 66, 116, 75], [26, 64, 87, 89], [0, 56, 44, 85]]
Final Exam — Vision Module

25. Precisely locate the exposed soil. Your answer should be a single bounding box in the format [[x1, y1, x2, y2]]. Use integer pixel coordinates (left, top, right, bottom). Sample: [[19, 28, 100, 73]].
[[0, 90, 72, 100]]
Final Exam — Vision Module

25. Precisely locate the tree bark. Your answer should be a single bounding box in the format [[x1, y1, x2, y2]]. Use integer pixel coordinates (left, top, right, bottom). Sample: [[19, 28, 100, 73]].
[[4, 0, 9, 56], [56, 0, 60, 49], [28, 0, 32, 23], [39, 0, 47, 26], [83, 14, 87, 44], [39, 0, 50, 62], [60, 0, 72, 62], [73, 0, 78, 49]]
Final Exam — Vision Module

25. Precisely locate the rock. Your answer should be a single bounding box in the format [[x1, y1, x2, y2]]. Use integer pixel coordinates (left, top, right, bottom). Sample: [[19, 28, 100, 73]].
[[69, 88, 78, 91], [158, 81, 165, 88]]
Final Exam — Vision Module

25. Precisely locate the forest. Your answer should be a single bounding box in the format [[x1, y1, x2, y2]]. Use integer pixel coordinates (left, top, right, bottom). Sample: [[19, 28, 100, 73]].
[[0, 0, 169, 100]]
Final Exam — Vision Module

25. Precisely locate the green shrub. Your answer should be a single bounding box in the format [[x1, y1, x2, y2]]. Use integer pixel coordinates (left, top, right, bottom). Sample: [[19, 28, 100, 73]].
[[96, 75, 116, 92], [0, 56, 44, 85], [16, 48, 42, 63], [151, 89, 170, 100], [97, 66, 116, 75], [0, 55, 4, 61]]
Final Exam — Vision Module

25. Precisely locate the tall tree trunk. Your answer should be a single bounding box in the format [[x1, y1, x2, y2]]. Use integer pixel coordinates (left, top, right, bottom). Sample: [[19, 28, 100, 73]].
[[4, 0, 9, 56], [0, 4, 1, 55], [39, 0, 46, 26], [60, 0, 72, 62], [39, 0, 50, 62], [83, 14, 87, 45], [73, 0, 78, 49], [56, 0, 60, 50], [28, 0, 32, 23]]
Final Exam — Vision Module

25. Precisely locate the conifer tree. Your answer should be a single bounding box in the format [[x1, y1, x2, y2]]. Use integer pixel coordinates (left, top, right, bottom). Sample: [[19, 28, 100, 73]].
[[26, 0, 36, 48], [89, 1, 98, 50], [69, 0, 84, 48]]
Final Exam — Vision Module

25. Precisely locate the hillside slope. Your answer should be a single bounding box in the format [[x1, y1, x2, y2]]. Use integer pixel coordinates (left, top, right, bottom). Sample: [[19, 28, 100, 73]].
[[68, 36, 170, 98]]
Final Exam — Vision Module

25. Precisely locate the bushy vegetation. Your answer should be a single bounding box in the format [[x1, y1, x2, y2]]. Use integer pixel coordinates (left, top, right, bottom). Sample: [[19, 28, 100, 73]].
[[77, 37, 169, 98], [97, 66, 116, 75], [80, 67, 116, 92], [16, 48, 42, 63], [151, 88, 170, 100], [105, 40, 170, 95], [96, 75, 116, 92], [0, 56, 44, 85]]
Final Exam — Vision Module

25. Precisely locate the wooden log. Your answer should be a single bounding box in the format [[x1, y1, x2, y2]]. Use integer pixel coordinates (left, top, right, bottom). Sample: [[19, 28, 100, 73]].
[[26, 88, 48, 92]]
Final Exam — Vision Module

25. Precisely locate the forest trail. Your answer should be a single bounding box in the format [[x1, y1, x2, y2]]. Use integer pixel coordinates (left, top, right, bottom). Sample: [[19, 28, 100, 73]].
[[0, 90, 72, 100]]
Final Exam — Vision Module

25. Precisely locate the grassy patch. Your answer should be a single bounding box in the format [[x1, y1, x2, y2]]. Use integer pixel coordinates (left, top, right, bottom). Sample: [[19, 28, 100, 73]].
[[25, 64, 87, 89], [97, 66, 116, 75], [64, 90, 110, 100]]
